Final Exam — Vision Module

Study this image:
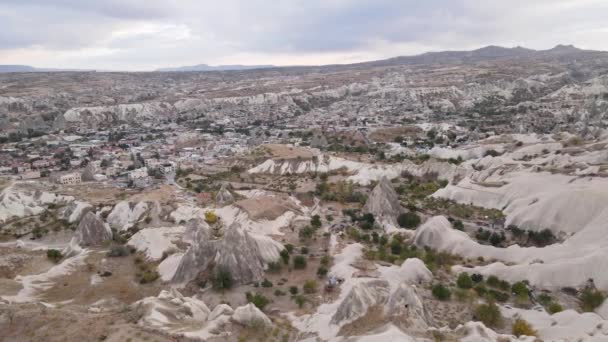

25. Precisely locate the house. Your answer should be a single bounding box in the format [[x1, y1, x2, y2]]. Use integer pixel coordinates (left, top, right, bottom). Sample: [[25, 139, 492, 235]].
[[57, 172, 82, 185], [20, 171, 41, 180], [32, 159, 52, 169], [128, 167, 148, 181]]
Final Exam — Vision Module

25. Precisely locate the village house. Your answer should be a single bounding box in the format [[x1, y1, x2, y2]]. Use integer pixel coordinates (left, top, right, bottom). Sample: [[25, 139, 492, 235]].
[[54, 172, 82, 185]]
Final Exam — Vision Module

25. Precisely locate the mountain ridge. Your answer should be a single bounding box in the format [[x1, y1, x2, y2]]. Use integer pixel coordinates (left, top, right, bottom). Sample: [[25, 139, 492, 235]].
[[0, 44, 603, 73]]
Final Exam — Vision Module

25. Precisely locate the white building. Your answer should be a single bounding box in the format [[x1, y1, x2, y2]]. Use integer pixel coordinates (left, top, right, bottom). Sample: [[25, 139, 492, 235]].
[[128, 167, 148, 181], [58, 172, 82, 185], [20, 171, 41, 180]]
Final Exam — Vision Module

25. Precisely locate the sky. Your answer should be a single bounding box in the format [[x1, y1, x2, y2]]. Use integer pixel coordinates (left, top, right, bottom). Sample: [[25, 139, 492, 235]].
[[1, 0, 607, 71]]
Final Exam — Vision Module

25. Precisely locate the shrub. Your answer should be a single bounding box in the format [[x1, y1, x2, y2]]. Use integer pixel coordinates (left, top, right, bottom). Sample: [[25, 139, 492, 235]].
[[274, 289, 285, 296], [512, 319, 537, 337], [474, 301, 502, 328], [457, 273, 473, 289], [397, 212, 421, 229], [204, 211, 218, 224], [303, 280, 318, 294], [46, 249, 63, 263], [547, 302, 563, 314], [317, 266, 328, 277], [452, 220, 464, 231], [268, 261, 282, 273], [474, 284, 487, 296], [289, 286, 299, 295], [280, 249, 290, 265], [246, 292, 270, 310], [299, 226, 315, 240], [487, 289, 510, 302], [261, 279, 273, 288], [390, 239, 402, 255], [212, 267, 234, 290], [301, 246, 309, 254], [285, 244, 294, 253], [579, 288, 606, 312], [310, 215, 322, 228], [471, 273, 484, 283], [107, 245, 130, 257], [293, 255, 307, 269], [511, 281, 528, 298], [139, 270, 160, 284], [293, 295, 306, 308], [320, 255, 330, 266], [432, 284, 451, 301]]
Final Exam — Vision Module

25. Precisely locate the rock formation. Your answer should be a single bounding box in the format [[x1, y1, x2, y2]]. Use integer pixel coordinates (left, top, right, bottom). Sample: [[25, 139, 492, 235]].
[[171, 220, 282, 285], [331, 280, 390, 325], [232, 303, 272, 327], [386, 284, 434, 331], [74, 211, 113, 246], [363, 176, 404, 226], [81, 162, 98, 182], [215, 183, 234, 205], [106, 201, 149, 230]]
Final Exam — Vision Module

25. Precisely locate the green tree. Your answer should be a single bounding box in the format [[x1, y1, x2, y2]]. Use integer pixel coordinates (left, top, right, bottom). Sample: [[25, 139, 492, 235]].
[[397, 212, 421, 229], [456, 273, 473, 289]]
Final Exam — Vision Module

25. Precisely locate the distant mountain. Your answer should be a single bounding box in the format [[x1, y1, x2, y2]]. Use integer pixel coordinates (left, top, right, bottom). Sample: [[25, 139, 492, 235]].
[[0, 65, 37, 73], [156, 64, 275, 72], [0, 65, 95, 73], [360, 44, 597, 68]]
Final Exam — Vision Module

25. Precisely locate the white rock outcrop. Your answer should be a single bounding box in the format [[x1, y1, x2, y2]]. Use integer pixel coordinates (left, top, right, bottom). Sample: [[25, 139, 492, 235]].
[[171, 220, 282, 285], [231, 303, 272, 327], [74, 211, 113, 246]]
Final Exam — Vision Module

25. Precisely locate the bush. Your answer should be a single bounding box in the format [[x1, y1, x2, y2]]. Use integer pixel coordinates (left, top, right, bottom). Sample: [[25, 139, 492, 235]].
[[397, 212, 421, 229], [487, 289, 510, 302], [317, 266, 328, 277], [139, 270, 160, 284], [289, 286, 299, 295], [511, 281, 528, 298], [299, 226, 315, 240], [471, 273, 483, 283], [457, 273, 473, 289], [390, 239, 402, 255], [261, 279, 273, 288], [320, 255, 330, 266], [293, 295, 306, 308], [268, 261, 282, 273], [204, 211, 218, 224], [46, 249, 63, 263], [301, 246, 309, 254], [246, 292, 270, 310], [280, 249, 290, 265], [474, 284, 487, 296], [303, 280, 318, 294], [432, 284, 451, 301], [452, 220, 464, 230], [474, 301, 502, 328], [293, 255, 307, 269], [487, 275, 510, 291], [547, 302, 563, 314], [285, 244, 294, 253], [310, 215, 322, 228], [107, 245, 130, 257], [512, 319, 537, 337], [274, 289, 285, 296], [212, 268, 234, 290], [580, 288, 606, 312]]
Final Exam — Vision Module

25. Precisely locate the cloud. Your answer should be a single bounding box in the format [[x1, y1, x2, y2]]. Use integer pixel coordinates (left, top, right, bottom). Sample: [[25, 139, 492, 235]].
[[0, 0, 607, 70]]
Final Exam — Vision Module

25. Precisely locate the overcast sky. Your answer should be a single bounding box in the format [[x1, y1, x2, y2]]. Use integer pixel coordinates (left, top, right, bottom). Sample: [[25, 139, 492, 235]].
[[1, 0, 607, 70]]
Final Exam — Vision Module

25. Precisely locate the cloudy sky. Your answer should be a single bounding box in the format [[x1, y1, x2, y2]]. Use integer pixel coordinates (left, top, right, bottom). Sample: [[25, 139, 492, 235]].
[[1, 0, 607, 70]]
